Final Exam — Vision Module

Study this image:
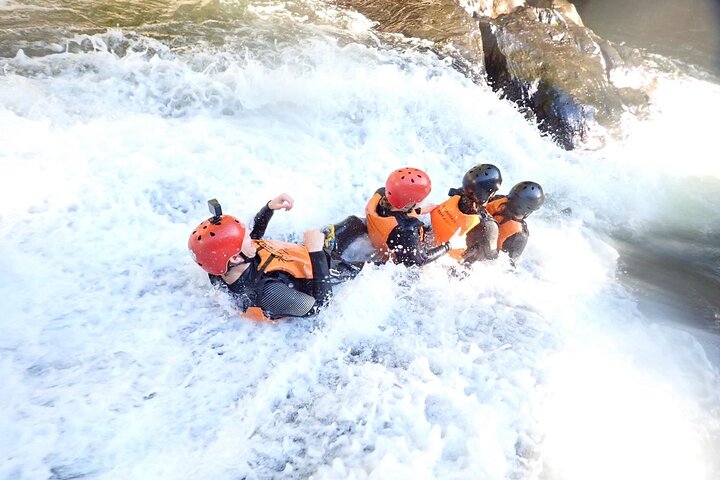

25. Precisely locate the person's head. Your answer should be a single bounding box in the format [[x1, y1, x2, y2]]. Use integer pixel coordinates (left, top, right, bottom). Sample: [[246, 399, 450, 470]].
[[506, 181, 545, 220], [385, 167, 432, 211], [462, 163, 502, 205], [188, 214, 250, 275]]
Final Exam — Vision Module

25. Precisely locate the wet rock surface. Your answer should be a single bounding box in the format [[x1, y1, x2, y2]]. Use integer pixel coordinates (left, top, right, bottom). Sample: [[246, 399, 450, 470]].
[[335, 0, 486, 81], [338, 0, 652, 150], [476, 1, 650, 149]]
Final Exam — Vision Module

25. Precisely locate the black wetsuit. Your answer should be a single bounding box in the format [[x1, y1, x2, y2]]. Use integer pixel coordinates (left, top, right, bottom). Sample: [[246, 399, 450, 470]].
[[374, 188, 451, 267], [209, 203, 333, 319], [445, 188, 500, 265]]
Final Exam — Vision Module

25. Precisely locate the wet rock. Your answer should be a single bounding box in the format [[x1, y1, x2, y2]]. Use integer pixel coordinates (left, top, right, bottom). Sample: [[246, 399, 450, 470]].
[[476, 2, 649, 149], [338, 0, 650, 149], [335, 0, 486, 82], [457, 0, 583, 25]]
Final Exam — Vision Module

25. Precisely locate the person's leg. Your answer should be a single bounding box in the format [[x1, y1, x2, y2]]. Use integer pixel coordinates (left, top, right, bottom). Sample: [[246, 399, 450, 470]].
[[327, 256, 365, 284], [323, 215, 367, 254]]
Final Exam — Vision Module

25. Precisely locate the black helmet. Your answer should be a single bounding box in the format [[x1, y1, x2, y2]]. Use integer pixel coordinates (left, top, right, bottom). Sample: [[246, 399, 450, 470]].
[[507, 181, 544, 219], [462, 163, 502, 204]]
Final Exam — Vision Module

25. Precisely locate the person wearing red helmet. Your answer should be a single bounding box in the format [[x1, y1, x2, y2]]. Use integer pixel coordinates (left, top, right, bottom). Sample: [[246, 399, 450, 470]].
[[430, 163, 502, 265], [365, 167, 461, 266], [189, 193, 360, 322]]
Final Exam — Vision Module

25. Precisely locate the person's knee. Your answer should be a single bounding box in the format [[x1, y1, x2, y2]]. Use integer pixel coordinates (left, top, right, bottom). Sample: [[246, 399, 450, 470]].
[[333, 215, 367, 253], [336, 215, 366, 235], [335, 215, 367, 238]]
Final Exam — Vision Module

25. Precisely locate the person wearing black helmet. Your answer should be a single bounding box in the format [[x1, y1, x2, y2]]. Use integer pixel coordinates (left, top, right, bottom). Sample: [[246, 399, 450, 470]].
[[430, 163, 503, 264], [486, 181, 545, 261]]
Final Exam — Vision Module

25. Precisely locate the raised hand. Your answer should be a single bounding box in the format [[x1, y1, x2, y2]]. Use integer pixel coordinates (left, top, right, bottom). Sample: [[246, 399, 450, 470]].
[[268, 193, 294, 211]]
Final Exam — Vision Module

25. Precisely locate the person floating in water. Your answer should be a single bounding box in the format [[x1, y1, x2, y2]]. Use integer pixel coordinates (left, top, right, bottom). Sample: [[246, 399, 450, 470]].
[[188, 194, 363, 322], [486, 181, 545, 261], [430, 163, 503, 265], [365, 167, 464, 266]]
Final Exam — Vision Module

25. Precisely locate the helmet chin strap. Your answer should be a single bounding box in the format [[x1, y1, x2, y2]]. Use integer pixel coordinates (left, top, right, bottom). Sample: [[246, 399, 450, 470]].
[[226, 251, 254, 272], [238, 251, 254, 263]]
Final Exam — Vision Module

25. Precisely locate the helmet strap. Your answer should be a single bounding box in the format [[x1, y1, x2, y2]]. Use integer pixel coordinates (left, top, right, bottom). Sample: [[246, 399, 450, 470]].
[[226, 251, 254, 272], [238, 251, 254, 264]]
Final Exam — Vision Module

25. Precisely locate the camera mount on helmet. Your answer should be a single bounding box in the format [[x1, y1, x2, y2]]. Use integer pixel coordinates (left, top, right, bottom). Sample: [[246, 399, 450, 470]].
[[208, 199, 222, 224]]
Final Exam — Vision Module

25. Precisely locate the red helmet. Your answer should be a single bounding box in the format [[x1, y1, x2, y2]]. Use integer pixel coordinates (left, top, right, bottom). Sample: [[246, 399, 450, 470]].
[[385, 167, 432, 210], [188, 215, 246, 275]]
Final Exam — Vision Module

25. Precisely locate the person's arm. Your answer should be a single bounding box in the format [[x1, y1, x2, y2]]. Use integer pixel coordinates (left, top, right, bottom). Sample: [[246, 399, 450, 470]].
[[250, 193, 294, 239], [305, 229, 333, 313], [209, 273, 256, 311], [462, 216, 499, 264], [387, 224, 423, 266], [501, 225, 529, 261], [308, 250, 333, 308], [387, 223, 450, 266], [250, 203, 273, 239], [420, 243, 451, 265]]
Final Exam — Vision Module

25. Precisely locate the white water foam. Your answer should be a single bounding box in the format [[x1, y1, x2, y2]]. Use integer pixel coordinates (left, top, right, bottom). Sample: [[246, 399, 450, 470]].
[[1, 9, 719, 479]]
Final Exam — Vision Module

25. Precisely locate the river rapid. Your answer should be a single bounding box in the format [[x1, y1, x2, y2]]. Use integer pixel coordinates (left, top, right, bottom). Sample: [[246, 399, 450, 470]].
[[1, 1, 720, 479]]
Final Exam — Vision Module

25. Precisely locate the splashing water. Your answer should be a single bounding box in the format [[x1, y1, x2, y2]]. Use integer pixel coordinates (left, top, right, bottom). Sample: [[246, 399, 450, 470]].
[[1, 1, 719, 479]]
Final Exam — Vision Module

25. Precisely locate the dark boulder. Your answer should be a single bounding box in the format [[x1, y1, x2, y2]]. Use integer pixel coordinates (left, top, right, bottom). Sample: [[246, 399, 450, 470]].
[[336, 0, 651, 149], [476, 2, 649, 149]]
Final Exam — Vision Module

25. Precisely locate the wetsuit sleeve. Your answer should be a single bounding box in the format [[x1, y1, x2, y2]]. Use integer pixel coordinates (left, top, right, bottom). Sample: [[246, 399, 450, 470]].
[[309, 250, 333, 308], [501, 227, 529, 261], [250, 202, 274, 239], [462, 215, 499, 264], [387, 225, 424, 266], [387, 224, 450, 266]]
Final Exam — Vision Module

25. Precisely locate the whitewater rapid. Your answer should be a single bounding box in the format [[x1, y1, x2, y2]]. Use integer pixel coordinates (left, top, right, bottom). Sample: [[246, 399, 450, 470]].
[[1, 2, 719, 479]]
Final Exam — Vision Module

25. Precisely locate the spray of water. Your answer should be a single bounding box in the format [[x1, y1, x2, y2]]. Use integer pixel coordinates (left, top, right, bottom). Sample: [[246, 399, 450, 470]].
[[1, 2, 719, 479]]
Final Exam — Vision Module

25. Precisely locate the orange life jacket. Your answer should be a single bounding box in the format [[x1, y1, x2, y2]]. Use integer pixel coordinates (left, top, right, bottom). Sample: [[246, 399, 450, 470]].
[[430, 195, 480, 261], [486, 197, 523, 249], [240, 239, 314, 323], [365, 192, 402, 262]]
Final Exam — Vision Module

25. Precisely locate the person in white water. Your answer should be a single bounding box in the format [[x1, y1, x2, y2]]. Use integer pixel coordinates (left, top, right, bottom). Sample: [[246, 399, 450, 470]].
[[364, 167, 464, 266], [485, 181, 545, 260], [188, 194, 364, 322], [429, 163, 503, 265]]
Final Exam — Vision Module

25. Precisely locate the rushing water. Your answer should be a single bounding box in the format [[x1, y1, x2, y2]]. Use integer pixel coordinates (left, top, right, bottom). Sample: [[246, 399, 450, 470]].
[[1, 1, 720, 479], [571, 0, 720, 334]]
